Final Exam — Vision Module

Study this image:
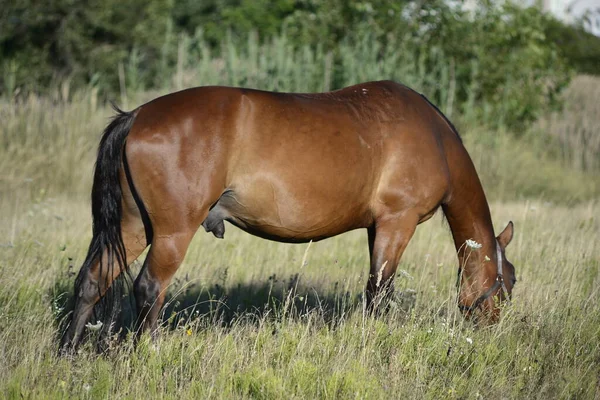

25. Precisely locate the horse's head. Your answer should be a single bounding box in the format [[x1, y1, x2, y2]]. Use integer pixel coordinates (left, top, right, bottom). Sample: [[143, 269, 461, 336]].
[[458, 221, 516, 323]]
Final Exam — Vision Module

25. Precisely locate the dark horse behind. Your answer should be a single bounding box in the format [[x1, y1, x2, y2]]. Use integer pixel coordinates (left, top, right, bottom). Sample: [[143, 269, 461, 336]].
[[59, 80, 516, 354]]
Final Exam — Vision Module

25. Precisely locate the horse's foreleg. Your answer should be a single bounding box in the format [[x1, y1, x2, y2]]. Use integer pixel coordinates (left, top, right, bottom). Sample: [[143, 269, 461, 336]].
[[133, 231, 194, 341], [365, 212, 419, 313]]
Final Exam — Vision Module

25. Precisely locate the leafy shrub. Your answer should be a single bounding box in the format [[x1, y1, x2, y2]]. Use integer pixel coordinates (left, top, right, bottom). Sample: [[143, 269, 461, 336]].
[[0, 1, 583, 129]]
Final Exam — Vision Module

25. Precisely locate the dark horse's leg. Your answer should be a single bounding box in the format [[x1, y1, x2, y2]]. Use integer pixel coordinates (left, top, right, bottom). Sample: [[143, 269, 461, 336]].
[[59, 218, 147, 354], [134, 231, 195, 340], [365, 212, 419, 312]]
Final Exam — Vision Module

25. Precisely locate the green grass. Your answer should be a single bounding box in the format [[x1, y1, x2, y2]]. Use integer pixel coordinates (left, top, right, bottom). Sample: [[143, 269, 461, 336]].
[[1, 191, 599, 398], [0, 78, 599, 398]]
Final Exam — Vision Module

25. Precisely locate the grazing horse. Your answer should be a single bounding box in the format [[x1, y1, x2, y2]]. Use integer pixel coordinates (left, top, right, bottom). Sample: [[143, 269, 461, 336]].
[[59, 80, 516, 353]]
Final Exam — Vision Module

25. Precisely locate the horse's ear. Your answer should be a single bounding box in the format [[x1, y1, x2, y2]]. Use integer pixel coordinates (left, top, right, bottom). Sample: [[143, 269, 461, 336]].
[[497, 221, 514, 249]]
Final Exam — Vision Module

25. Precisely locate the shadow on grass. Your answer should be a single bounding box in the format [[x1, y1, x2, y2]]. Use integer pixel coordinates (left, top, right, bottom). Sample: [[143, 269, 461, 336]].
[[51, 271, 417, 351], [161, 273, 361, 329]]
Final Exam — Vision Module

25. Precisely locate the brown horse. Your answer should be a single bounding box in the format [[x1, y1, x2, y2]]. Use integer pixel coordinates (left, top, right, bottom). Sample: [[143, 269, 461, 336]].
[[59, 80, 516, 353]]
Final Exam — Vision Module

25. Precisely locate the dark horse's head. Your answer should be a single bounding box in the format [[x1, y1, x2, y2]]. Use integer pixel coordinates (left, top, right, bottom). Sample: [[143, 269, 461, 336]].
[[457, 222, 516, 323]]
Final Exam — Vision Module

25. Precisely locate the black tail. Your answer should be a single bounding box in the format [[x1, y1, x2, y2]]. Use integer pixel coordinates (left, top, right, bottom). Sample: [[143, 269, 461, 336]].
[[75, 105, 137, 345]]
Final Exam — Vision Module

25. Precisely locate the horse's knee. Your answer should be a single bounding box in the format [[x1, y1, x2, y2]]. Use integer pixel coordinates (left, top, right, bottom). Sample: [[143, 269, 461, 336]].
[[133, 235, 193, 334], [134, 268, 160, 310]]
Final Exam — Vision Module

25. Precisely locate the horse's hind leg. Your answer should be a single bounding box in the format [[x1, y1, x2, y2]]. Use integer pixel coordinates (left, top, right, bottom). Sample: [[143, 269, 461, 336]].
[[133, 231, 195, 340], [59, 210, 147, 354], [365, 211, 419, 312]]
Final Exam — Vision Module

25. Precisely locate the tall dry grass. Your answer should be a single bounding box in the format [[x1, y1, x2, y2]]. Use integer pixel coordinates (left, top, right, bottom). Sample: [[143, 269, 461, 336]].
[[0, 89, 106, 198], [0, 189, 598, 398], [0, 75, 598, 399], [534, 75, 600, 172]]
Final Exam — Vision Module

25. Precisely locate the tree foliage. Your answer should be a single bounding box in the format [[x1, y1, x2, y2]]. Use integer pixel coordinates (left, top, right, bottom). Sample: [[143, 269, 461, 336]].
[[0, 0, 596, 128], [0, 0, 172, 93]]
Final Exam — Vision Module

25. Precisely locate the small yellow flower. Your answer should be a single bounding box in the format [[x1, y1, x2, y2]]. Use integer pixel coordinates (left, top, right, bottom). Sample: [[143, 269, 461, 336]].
[[186, 329, 192, 336]]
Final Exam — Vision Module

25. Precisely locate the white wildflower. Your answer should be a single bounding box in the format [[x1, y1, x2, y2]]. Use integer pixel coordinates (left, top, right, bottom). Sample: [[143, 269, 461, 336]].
[[85, 320, 103, 331], [466, 337, 473, 345], [465, 239, 482, 249]]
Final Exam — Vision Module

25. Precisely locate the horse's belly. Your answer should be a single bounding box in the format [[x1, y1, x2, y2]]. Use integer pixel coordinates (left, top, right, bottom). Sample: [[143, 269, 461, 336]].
[[202, 179, 372, 243]]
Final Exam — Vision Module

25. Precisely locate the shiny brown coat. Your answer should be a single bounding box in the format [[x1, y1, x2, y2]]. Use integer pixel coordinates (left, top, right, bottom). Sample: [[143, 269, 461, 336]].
[[60, 81, 516, 353]]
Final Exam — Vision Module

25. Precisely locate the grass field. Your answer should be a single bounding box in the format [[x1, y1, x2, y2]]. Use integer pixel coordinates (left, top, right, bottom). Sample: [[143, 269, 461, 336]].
[[0, 79, 599, 398]]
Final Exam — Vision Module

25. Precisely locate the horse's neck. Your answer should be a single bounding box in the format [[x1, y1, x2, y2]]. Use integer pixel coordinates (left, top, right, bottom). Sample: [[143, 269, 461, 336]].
[[442, 159, 496, 269]]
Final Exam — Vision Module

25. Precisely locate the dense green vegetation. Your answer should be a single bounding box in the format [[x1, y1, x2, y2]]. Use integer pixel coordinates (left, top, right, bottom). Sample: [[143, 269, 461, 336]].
[[3, 0, 599, 129]]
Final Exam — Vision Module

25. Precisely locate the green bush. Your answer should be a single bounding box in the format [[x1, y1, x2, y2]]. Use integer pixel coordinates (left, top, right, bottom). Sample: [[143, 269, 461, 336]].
[[0, 0, 583, 129], [0, 0, 173, 94], [544, 17, 600, 76]]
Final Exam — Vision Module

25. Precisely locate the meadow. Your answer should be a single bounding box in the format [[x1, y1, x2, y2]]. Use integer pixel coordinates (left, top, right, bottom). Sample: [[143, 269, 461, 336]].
[[0, 70, 599, 398]]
